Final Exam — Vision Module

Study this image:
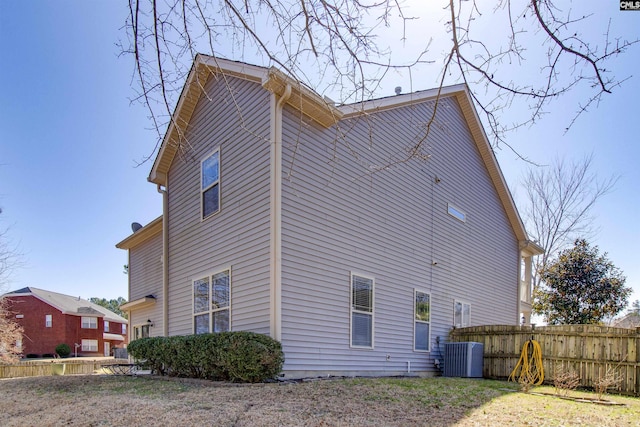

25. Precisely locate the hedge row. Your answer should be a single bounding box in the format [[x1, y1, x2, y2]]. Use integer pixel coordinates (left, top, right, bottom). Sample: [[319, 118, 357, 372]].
[[127, 332, 284, 383]]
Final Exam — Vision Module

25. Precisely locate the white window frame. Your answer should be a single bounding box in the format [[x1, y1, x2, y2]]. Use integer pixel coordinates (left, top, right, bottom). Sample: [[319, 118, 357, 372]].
[[454, 300, 471, 328], [122, 324, 127, 335], [104, 320, 109, 332], [81, 316, 97, 329], [81, 339, 98, 352], [350, 272, 375, 349], [201, 148, 221, 220], [414, 289, 431, 352], [45, 314, 52, 328], [192, 267, 232, 334], [447, 203, 466, 222]]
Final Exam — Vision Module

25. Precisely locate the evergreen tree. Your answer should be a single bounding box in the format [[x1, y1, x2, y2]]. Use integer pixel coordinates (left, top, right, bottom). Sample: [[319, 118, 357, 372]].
[[534, 239, 630, 324]]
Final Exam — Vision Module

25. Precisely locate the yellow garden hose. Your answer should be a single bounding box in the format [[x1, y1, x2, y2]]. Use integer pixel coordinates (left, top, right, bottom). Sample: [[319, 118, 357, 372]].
[[508, 339, 544, 386]]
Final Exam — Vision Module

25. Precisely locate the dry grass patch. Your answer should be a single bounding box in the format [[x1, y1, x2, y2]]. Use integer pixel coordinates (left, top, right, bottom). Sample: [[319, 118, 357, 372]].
[[0, 375, 638, 426]]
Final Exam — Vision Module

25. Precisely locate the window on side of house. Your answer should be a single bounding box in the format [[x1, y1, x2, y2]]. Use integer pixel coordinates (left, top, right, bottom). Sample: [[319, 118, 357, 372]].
[[104, 320, 109, 332], [350, 273, 374, 348], [201, 149, 220, 219], [454, 300, 471, 328], [447, 203, 466, 222], [45, 314, 52, 328], [193, 268, 231, 334], [81, 339, 98, 352], [414, 290, 431, 352], [133, 324, 150, 340], [122, 324, 127, 335], [81, 316, 97, 329]]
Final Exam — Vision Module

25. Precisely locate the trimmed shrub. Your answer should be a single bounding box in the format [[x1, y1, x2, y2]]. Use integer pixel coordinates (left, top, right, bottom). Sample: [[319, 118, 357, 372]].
[[127, 332, 284, 383], [55, 343, 71, 358]]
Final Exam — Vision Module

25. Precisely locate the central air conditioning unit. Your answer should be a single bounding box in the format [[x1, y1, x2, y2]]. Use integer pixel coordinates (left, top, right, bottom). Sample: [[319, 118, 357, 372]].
[[443, 342, 484, 378]]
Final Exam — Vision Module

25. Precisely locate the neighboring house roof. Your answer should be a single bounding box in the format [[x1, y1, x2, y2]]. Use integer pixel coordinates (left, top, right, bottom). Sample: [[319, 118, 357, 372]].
[[3, 287, 127, 323], [613, 312, 640, 329], [143, 54, 541, 250]]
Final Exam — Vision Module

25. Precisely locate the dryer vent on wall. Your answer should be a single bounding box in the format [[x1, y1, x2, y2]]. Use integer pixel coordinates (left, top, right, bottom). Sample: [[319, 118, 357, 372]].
[[443, 342, 484, 378]]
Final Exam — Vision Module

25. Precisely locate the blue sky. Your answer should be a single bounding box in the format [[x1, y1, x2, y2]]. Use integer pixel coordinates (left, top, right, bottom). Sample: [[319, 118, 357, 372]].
[[1, 2, 638, 310]]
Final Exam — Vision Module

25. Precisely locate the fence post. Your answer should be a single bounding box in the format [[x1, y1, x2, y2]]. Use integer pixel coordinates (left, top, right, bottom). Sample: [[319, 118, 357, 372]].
[[635, 327, 640, 396]]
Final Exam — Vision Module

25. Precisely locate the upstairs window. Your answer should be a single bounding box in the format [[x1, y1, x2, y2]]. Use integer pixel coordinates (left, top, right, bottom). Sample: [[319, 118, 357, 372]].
[[104, 320, 110, 332], [454, 300, 471, 328], [193, 268, 231, 334], [201, 149, 220, 219], [350, 273, 374, 348], [45, 314, 52, 328], [81, 316, 97, 329], [414, 290, 431, 351], [122, 324, 127, 335]]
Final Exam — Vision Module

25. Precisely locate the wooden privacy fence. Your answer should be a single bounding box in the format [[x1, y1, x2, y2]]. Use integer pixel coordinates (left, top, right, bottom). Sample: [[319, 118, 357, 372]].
[[450, 324, 640, 396], [0, 358, 124, 379]]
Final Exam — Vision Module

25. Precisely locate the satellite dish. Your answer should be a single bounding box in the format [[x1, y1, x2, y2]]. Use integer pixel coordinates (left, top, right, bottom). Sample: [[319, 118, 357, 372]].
[[131, 222, 143, 232]]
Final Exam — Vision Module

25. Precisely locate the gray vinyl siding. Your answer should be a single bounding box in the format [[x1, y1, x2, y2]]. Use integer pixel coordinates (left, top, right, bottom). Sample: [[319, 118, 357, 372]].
[[280, 96, 518, 373], [165, 74, 272, 336], [128, 231, 164, 336]]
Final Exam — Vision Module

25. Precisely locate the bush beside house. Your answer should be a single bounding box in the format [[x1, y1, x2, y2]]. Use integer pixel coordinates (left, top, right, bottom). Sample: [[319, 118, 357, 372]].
[[127, 332, 284, 383]]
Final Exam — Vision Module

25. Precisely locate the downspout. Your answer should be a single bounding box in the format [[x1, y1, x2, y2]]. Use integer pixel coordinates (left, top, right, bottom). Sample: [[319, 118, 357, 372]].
[[157, 184, 169, 337], [270, 84, 291, 341]]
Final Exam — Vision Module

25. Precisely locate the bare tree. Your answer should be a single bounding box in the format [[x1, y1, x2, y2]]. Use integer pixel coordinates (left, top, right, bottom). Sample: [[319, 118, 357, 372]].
[[0, 211, 24, 364], [0, 298, 23, 364], [122, 1, 637, 163], [521, 154, 617, 295]]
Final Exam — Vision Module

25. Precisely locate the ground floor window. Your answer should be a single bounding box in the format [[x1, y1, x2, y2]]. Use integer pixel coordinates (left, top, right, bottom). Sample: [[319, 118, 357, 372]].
[[414, 290, 431, 351], [133, 324, 150, 340], [350, 273, 374, 348], [81, 339, 98, 352], [193, 268, 231, 334]]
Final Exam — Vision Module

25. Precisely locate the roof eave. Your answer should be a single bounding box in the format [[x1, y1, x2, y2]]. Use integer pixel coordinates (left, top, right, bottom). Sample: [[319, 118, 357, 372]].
[[452, 88, 532, 245], [262, 67, 344, 128], [116, 216, 163, 250]]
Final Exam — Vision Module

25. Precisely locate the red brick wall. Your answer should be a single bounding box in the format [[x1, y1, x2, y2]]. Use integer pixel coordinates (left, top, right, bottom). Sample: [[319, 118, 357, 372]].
[[4, 296, 127, 357]]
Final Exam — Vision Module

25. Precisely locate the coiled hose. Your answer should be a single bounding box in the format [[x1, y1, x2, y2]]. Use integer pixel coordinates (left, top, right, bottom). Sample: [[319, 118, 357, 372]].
[[508, 339, 544, 386]]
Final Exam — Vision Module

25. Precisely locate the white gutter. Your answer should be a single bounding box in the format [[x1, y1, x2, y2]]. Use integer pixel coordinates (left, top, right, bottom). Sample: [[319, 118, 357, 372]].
[[157, 184, 169, 336], [269, 84, 291, 341]]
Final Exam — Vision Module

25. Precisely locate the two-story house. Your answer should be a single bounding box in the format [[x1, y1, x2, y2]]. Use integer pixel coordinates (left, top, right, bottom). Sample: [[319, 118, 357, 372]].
[[117, 54, 542, 378], [3, 287, 128, 357]]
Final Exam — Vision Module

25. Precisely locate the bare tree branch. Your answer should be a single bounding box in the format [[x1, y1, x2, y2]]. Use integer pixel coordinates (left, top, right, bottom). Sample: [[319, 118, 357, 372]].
[[121, 0, 638, 167], [520, 154, 618, 294]]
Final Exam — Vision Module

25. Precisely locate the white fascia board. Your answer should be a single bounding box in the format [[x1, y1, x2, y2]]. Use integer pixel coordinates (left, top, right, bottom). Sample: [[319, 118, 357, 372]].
[[339, 83, 467, 117]]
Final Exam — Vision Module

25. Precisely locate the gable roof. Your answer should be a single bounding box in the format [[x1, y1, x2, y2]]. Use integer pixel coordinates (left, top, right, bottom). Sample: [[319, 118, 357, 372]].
[[339, 85, 542, 250], [146, 55, 541, 251], [3, 287, 127, 323], [149, 54, 344, 186]]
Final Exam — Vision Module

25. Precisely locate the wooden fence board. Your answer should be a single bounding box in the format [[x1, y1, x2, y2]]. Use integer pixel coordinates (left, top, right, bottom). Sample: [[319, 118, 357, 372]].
[[0, 359, 125, 379], [451, 325, 640, 396]]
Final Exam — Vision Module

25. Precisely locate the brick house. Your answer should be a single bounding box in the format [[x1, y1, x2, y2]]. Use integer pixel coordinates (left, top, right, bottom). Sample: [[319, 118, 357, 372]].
[[2, 287, 128, 357]]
